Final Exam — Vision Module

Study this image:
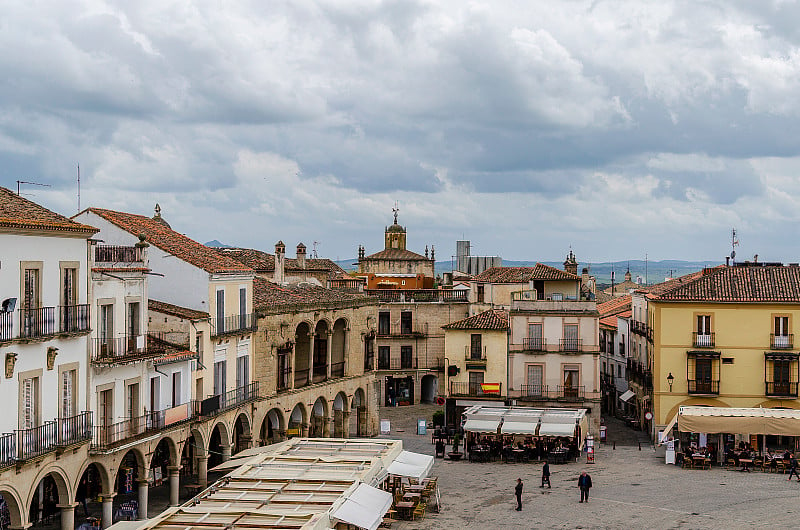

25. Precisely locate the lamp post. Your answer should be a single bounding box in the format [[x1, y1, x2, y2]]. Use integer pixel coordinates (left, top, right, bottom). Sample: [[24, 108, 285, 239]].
[[667, 372, 674, 392]]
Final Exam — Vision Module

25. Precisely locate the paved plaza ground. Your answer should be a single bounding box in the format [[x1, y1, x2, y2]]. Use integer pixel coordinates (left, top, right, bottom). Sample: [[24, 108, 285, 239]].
[[378, 404, 800, 529]]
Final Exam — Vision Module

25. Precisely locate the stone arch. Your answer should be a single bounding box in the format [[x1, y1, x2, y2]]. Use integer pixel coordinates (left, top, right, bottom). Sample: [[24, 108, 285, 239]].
[[332, 391, 349, 438], [0, 486, 24, 529], [421, 374, 438, 403], [295, 322, 312, 388], [75, 460, 112, 497], [208, 422, 232, 468], [351, 387, 367, 437], [288, 403, 307, 438], [310, 396, 329, 437], [233, 412, 253, 455], [112, 448, 147, 496], [331, 318, 348, 378], [150, 435, 180, 468], [27, 465, 71, 523], [260, 408, 285, 445]]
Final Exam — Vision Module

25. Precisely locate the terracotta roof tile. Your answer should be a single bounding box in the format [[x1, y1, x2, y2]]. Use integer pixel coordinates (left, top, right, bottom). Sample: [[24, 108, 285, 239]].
[[443, 309, 509, 330], [637, 269, 707, 296], [598, 295, 632, 317], [148, 299, 210, 320], [474, 264, 579, 283], [651, 265, 800, 302], [220, 247, 345, 274], [0, 186, 97, 234], [253, 277, 372, 311], [362, 248, 429, 261], [82, 208, 252, 274], [599, 315, 618, 329]]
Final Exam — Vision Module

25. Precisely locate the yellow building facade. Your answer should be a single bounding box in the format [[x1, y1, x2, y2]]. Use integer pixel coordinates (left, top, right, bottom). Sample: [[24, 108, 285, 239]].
[[650, 265, 800, 444]]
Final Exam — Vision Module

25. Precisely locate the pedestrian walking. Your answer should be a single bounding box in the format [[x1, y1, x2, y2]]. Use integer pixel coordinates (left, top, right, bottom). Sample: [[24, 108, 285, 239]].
[[77, 477, 89, 516], [577, 471, 592, 503], [541, 462, 551, 488], [515, 478, 523, 511], [788, 455, 799, 481]]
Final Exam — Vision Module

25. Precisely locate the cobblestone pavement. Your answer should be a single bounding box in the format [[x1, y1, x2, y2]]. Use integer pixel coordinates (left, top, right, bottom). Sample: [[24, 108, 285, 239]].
[[378, 404, 800, 529]]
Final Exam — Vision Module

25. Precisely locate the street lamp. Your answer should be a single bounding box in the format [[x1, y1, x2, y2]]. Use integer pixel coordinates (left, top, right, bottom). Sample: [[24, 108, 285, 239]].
[[667, 372, 674, 392]]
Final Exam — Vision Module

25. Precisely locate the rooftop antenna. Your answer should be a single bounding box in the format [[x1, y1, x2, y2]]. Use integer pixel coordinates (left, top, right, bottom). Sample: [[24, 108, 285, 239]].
[[77, 163, 80, 212], [312, 241, 319, 259], [16, 180, 50, 196], [645, 253, 648, 285], [729, 228, 739, 265]]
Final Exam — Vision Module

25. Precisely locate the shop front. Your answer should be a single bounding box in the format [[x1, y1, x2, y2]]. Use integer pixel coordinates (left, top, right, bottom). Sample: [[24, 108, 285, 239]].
[[385, 375, 414, 406]]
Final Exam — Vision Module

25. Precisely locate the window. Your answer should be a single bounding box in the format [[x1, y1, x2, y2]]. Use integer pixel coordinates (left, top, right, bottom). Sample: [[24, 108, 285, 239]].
[[400, 346, 413, 369], [364, 336, 374, 371], [617, 364, 622, 377], [239, 287, 247, 329], [378, 346, 390, 370], [551, 292, 563, 301], [695, 315, 713, 347], [127, 382, 139, 418], [21, 376, 39, 429], [195, 331, 204, 355], [470, 334, 482, 359], [214, 360, 226, 396], [469, 371, 484, 395], [525, 365, 543, 396], [236, 355, 249, 389], [62, 267, 77, 306], [527, 323, 543, 350], [774, 316, 791, 348], [127, 302, 140, 351], [563, 324, 579, 351], [100, 388, 113, 427], [216, 289, 225, 333], [477, 285, 485, 303], [23, 268, 40, 309], [172, 372, 182, 407], [378, 312, 390, 335], [61, 370, 76, 417], [688, 352, 719, 394], [400, 312, 413, 334], [100, 304, 114, 340]]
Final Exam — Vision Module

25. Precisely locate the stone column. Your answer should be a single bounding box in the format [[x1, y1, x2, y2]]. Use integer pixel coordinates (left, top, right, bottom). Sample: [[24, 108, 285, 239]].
[[238, 434, 252, 452], [56, 503, 76, 530], [137, 480, 149, 520], [301, 422, 310, 437], [289, 345, 296, 391], [221, 444, 232, 462], [333, 409, 343, 437], [342, 411, 351, 438], [197, 455, 209, 487], [323, 415, 332, 437], [100, 494, 115, 529], [308, 335, 315, 384], [326, 331, 333, 380], [168, 466, 181, 507]]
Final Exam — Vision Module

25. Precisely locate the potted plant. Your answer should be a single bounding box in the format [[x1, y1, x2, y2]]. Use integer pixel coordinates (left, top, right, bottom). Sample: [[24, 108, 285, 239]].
[[448, 433, 464, 461]]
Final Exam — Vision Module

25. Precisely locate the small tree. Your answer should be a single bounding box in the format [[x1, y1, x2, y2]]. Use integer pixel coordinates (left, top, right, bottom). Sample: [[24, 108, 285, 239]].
[[432, 411, 444, 427], [452, 433, 461, 454]]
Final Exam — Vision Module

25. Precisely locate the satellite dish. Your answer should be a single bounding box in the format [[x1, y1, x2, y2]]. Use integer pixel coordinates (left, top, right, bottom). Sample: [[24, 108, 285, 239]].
[[1, 298, 17, 313], [731, 250, 736, 259]]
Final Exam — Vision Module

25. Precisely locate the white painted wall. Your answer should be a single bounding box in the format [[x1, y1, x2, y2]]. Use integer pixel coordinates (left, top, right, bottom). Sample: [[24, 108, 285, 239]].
[[0, 232, 91, 433]]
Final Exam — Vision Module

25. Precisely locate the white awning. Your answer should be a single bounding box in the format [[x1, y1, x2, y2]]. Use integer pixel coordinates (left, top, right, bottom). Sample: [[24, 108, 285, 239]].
[[619, 389, 635, 402], [658, 412, 679, 444], [501, 421, 538, 435], [210, 456, 259, 472], [538, 423, 577, 437], [463, 418, 501, 433], [386, 451, 434, 479], [331, 484, 393, 530]]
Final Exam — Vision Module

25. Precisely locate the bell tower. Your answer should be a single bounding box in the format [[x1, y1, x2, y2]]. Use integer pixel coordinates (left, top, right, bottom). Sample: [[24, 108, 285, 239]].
[[384, 206, 407, 250]]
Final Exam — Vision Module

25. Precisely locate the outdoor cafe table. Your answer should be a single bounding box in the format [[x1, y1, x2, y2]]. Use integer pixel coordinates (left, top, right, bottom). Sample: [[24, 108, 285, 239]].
[[691, 455, 709, 469], [740, 458, 753, 472], [403, 492, 421, 502], [407, 485, 426, 493], [395, 501, 416, 520]]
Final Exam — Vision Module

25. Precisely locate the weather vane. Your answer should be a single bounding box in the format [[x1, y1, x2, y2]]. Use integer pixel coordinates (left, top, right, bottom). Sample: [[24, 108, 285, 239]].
[[392, 201, 399, 224]]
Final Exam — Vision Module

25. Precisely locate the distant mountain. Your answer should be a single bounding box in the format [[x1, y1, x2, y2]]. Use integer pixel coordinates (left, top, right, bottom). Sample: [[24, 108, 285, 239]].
[[205, 240, 233, 248]]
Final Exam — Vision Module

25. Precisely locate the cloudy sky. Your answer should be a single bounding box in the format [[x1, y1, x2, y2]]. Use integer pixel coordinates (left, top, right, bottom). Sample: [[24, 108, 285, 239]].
[[4, 0, 800, 263]]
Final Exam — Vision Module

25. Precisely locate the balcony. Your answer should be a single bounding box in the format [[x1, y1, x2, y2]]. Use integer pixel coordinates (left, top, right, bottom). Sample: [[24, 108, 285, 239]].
[[19, 307, 56, 338], [766, 381, 799, 397], [211, 313, 257, 337], [510, 296, 596, 313], [519, 384, 548, 398], [692, 332, 715, 348], [688, 379, 720, 395], [277, 363, 291, 392], [59, 304, 90, 333], [0, 312, 12, 342], [95, 245, 145, 263], [560, 338, 582, 352], [522, 337, 546, 352], [92, 332, 189, 364], [1, 412, 92, 465], [93, 411, 164, 450], [367, 289, 468, 303], [771, 334, 794, 350], [376, 355, 443, 371], [363, 353, 374, 372], [312, 363, 328, 383], [449, 381, 502, 397], [294, 371, 309, 389], [465, 345, 487, 364], [193, 382, 260, 417], [376, 322, 427, 338]]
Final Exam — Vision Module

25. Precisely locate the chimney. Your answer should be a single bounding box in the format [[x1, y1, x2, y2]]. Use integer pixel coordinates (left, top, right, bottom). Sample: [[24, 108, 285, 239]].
[[296, 243, 306, 269], [274, 241, 285, 284]]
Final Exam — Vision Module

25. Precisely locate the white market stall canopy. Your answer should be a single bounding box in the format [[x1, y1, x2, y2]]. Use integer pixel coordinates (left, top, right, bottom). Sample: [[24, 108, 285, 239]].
[[666, 406, 800, 437], [463, 406, 588, 441], [331, 484, 393, 530], [386, 450, 434, 479]]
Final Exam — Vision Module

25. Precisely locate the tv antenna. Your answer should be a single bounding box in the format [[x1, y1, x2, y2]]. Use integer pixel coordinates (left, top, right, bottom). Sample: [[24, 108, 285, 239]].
[[312, 241, 320, 259], [77, 163, 81, 212], [730, 228, 739, 263], [17, 180, 51, 196]]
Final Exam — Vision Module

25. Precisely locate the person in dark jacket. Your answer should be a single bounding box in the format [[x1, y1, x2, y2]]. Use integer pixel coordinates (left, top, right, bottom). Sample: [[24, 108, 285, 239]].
[[788, 454, 799, 481], [541, 462, 551, 488], [514, 478, 523, 511], [578, 471, 592, 503]]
